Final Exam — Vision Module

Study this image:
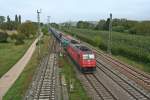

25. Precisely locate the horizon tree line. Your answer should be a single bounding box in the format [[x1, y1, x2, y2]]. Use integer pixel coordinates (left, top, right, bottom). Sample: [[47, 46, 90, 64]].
[[0, 14, 21, 30]]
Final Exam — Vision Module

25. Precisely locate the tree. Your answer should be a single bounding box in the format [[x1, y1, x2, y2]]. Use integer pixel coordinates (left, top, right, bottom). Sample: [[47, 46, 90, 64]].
[[18, 21, 38, 38], [77, 21, 94, 29], [19, 15, 21, 24], [0, 16, 5, 24], [0, 32, 8, 42], [50, 23, 59, 29], [15, 15, 18, 23], [7, 16, 11, 23], [6, 16, 12, 30], [14, 15, 19, 29], [95, 20, 106, 30], [103, 18, 110, 30]]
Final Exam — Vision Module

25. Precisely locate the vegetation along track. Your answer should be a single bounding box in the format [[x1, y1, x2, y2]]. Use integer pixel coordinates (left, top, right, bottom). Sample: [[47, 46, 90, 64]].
[[83, 41, 150, 91], [25, 37, 60, 100]]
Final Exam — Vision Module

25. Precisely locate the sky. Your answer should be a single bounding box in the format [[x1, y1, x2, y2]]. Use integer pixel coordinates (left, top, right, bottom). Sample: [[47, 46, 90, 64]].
[[0, 0, 150, 23]]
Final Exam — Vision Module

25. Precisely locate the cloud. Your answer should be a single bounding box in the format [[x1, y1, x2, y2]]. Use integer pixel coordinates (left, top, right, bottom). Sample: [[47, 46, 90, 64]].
[[0, 0, 150, 22]]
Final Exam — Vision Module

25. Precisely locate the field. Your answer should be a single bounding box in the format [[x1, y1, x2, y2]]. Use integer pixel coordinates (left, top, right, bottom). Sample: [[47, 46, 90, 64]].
[[0, 39, 33, 78], [3, 35, 50, 100], [61, 27, 150, 73]]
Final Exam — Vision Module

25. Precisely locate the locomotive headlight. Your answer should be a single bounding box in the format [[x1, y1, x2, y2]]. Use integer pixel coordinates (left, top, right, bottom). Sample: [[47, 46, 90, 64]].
[[83, 54, 95, 59], [89, 54, 95, 59], [83, 54, 89, 59]]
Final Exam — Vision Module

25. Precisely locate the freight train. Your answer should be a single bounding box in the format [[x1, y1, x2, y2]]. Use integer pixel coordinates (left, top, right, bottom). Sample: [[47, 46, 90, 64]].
[[50, 28, 96, 73]]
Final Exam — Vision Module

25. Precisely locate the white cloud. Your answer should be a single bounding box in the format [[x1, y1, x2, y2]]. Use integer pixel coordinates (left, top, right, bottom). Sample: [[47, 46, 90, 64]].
[[0, 0, 150, 22]]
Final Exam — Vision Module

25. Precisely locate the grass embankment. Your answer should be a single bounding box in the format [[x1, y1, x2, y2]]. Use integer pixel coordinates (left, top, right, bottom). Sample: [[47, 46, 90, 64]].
[[60, 54, 90, 100], [0, 39, 33, 78], [61, 27, 150, 73], [3, 35, 50, 100]]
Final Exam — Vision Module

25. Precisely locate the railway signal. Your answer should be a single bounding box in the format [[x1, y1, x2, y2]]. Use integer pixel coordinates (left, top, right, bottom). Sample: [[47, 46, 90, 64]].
[[107, 13, 112, 54], [37, 9, 41, 58]]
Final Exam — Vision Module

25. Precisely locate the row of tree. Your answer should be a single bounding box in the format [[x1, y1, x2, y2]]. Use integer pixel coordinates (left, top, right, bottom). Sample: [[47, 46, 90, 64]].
[[0, 14, 38, 45], [76, 19, 150, 35], [0, 20, 38, 44], [0, 15, 21, 30]]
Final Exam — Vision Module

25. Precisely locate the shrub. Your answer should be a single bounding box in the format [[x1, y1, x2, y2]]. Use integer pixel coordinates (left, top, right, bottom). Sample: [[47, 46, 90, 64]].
[[94, 36, 101, 47], [10, 34, 17, 40], [129, 28, 136, 34], [15, 34, 25, 45], [0, 32, 8, 42], [42, 27, 48, 35], [18, 21, 38, 38], [112, 26, 125, 32]]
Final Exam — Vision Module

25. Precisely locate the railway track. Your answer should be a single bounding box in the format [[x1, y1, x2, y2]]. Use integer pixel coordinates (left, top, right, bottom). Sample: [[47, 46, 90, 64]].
[[24, 36, 63, 100], [70, 56, 117, 100], [96, 60, 150, 100], [47, 29, 150, 100], [72, 41, 150, 100], [82, 41, 150, 91], [85, 74, 117, 100], [96, 52, 150, 90], [74, 58, 150, 100], [34, 53, 57, 99]]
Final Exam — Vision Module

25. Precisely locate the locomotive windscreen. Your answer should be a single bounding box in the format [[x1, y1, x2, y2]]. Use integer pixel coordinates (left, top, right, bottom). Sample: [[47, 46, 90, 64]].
[[76, 45, 91, 51], [79, 46, 90, 51], [71, 40, 79, 44]]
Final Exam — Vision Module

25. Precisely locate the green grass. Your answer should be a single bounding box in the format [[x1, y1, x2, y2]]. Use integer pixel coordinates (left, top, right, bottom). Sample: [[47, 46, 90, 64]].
[[60, 55, 90, 100], [61, 27, 150, 73], [0, 39, 33, 78], [3, 35, 51, 100]]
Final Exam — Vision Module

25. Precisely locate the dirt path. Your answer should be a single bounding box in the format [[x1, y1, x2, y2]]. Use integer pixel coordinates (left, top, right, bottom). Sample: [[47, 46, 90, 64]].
[[0, 38, 38, 99]]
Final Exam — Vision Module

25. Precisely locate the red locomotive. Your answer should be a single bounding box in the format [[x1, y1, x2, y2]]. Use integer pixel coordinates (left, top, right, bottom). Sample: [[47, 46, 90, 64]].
[[67, 43, 96, 73], [50, 28, 96, 73]]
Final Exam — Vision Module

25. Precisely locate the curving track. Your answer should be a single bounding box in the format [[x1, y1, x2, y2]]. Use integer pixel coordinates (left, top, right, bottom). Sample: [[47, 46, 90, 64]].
[[75, 41, 150, 100], [82, 41, 150, 91], [42, 29, 150, 100]]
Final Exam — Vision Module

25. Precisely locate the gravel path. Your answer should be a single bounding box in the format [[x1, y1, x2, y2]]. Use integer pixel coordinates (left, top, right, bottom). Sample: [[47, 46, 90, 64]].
[[0, 38, 38, 99]]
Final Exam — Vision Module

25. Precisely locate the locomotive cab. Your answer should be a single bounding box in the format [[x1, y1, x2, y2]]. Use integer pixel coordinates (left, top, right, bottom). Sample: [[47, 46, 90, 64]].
[[67, 44, 96, 73], [77, 46, 96, 73]]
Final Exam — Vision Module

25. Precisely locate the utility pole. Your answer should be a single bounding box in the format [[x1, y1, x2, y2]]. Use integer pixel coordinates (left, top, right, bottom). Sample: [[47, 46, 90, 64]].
[[107, 13, 112, 54], [37, 9, 41, 58], [47, 16, 51, 27]]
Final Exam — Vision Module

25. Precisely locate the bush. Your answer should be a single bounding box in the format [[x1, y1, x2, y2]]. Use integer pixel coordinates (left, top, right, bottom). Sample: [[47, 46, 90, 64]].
[[112, 26, 125, 32], [0, 32, 8, 42], [94, 36, 101, 47], [10, 34, 17, 40], [129, 28, 137, 34], [15, 34, 25, 45], [42, 27, 48, 35], [18, 21, 38, 38]]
